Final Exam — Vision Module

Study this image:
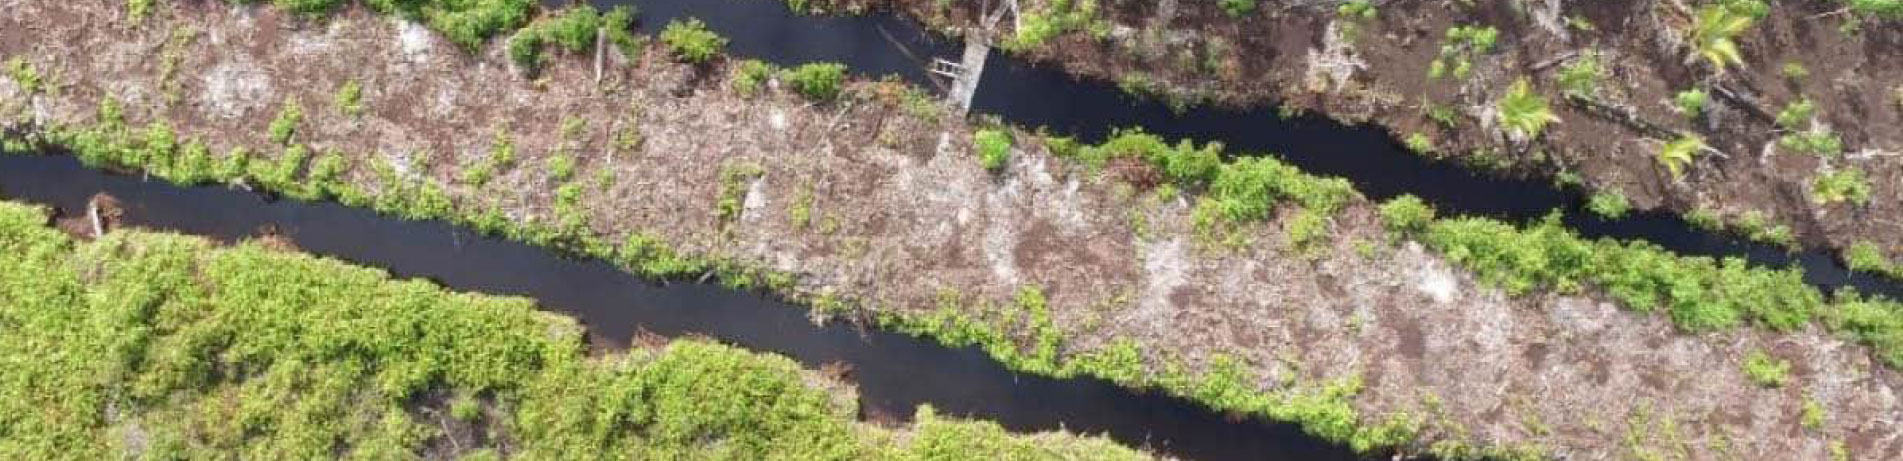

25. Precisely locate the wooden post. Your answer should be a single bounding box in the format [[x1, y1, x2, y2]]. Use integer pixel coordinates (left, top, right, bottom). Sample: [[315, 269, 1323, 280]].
[[87, 196, 104, 238], [594, 27, 606, 85]]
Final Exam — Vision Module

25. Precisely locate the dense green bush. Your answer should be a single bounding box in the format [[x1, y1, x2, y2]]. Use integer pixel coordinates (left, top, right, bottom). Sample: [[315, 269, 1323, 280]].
[[0, 202, 1145, 459], [1585, 191, 1630, 219], [782, 62, 847, 101], [660, 19, 727, 64], [974, 129, 1012, 172], [1846, 0, 1903, 19], [731, 59, 775, 97], [1378, 195, 1435, 234], [1218, 0, 1257, 17]]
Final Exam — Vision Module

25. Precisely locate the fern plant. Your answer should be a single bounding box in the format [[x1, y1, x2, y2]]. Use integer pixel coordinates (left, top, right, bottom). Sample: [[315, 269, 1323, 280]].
[[1497, 79, 1558, 139], [1690, 6, 1754, 72], [1657, 135, 1708, 179]]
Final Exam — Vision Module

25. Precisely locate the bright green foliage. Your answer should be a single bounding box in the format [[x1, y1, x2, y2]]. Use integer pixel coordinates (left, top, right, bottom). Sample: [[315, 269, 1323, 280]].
[[1424, 214, 1827, 334], [541, 6, 602, 53], [601, 6, 643, 58], [1496, 79, 1558, 139], [267, 98, 302, 145], [1811, 168, 1871, 206], [731, 60, 776, 97], [1586, 191, 1630, 219], [1285, 209, 1330, 252], [1556, 51, 1606, 98], [1403, 132, 1434, 155], [1741, 349, 1791, 387], [334, 79, 364, 116], [1844, 241, 1898, 276], [0, 207, 1142, 459], [1208, 156, 1358, 221], [1674, 89, 1709, 116], [660, 19, 727, 64], [1378, 195, 1435, 234], [127, 0, 156, 23], [1656, 135, 1707, 179], [1776, 98, 1816, 129], [1690, 5, 1754, 72], [1004, 0, 1107, 51], [781, 62, 847, 101], [1218, 0, 1257, 18], [1337, 1, 1377, 19], [361, 0, 535, 51], [1717, 0, 1771, 19], [1845, 0, 1903, 19], [1780, 130, 1844, 157], [4, 57, 42, 94], [974, 129, 1012, 172], [1076, 129, 1220, 184]]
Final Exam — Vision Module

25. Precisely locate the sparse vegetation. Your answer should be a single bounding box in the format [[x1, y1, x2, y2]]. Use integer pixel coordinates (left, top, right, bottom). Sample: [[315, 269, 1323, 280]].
[[4, 57, 43, 94], [660, 19, 727, 64], [1403, 132, 1435, 155], [1429, 25, 1500, 80], [1844, 241, 1900, 277], [1801, 396, 1828, 431], [1557, 51, 1606, 99], [1810, 167, 1871, 206], [1742, 349, 1791, 387], [717, 161, 764, 223]]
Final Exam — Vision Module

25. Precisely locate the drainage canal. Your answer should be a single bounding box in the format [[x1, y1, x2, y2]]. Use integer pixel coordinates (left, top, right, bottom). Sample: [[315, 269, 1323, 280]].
[[613, 0, 1901, 300], [0, 153, 1362, 461]]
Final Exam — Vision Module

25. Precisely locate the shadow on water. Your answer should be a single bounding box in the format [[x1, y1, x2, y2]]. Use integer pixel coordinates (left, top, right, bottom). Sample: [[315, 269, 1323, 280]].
[[0, 153, 1364, 461], [611, 0, 1900, 300]]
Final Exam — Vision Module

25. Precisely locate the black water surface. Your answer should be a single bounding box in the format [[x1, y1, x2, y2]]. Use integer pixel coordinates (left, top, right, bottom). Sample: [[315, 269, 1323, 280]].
[[608, 0, 1900, 300], [0, 153, 1362, 461]]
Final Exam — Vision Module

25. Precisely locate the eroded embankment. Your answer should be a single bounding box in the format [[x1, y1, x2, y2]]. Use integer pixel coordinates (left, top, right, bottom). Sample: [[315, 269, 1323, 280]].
[[2, 1, 1900, 459]]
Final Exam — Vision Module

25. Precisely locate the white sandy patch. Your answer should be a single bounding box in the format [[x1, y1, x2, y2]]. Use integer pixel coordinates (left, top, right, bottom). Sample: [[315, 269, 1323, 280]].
[[199, 58, 273, 120]]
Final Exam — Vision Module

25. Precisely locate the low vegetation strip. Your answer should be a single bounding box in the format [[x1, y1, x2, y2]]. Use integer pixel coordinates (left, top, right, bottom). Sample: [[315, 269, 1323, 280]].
[[0, 200, 1145, 460]]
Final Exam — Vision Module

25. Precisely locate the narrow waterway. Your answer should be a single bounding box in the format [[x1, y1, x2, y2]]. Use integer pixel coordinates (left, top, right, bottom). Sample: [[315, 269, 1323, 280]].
[[613, 0, 1901, 300], [0, 153, 1363, 461]]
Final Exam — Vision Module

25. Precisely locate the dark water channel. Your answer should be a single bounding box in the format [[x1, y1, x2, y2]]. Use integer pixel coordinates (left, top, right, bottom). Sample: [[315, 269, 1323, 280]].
[[613, 0, 1902, 300], [0, 153, 1361, 460]]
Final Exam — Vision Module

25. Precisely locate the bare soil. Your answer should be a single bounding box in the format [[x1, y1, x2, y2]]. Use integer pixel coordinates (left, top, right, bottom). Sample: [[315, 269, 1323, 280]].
[[3, 1, 1901, 458]]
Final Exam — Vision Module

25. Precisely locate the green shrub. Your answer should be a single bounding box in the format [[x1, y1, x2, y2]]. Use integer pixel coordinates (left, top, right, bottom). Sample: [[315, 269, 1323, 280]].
[[1779, 130, 1843, 157], [1003, 0, 1106, 51], [508, 28, 545, 70], [1674, 89, 1709, 116], [1741, 349, 1790, 387], [1845, 0, 1903, 19], [1775, 98, 1815, 129], [601, 6, 643, 58], [781, 62, 847, 101], [1497, 79, 1557, 139], [267, 98, 302, 145], [1403, 132, 1434, 155], [1337, 1, 1377, 19], [5, 57, 43, 94], [1218, 0, 1257, 17], [731, 60, 775, 97], [660, 19, 727, 64], [1811, 168, 1871, 206], [1286, 209, 1329, 252], [1556, 51, 1605, 98], [974, 129, 1012, 172], [1844, 241, 1895, 275], [334, 79, 364, 116], [1781, 61, 1810, 80], [1802, 396, 1827, 431], [541, 6, 601, 53], [1378, 195, 1435, 234], [126, 0, 156, 23], [1585, 191, 1630, 219]]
